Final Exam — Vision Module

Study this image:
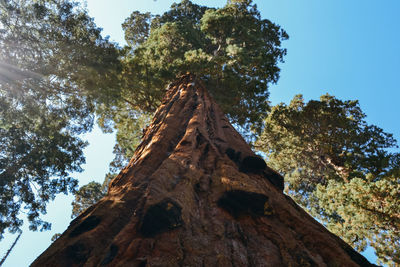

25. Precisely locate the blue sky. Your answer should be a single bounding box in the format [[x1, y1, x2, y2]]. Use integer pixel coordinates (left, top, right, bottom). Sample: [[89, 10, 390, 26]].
[[1, 0, 399, 265]]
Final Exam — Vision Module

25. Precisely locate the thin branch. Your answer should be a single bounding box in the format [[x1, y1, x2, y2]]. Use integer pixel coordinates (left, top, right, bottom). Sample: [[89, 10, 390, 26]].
[[121, 97, 138, 109], [0, 232, 22, 266]]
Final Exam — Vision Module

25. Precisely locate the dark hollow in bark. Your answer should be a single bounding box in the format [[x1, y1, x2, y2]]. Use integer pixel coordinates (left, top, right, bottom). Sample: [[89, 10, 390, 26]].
[[69, 215, 101, 238], [139, 199, 183, 237], [32, 74, 377, 267], [225, 147, 241, 163], [239, 156, 267, 174], [263, 171, 285, 192], [218, 190, 270, 218]]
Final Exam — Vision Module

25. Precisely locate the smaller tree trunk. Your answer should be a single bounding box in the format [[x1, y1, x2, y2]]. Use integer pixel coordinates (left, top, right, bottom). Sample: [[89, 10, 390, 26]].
[[0, 232, 22, 266]]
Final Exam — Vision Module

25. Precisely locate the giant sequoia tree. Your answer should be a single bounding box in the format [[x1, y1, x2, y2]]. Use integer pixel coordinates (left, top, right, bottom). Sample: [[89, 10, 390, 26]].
[[87, 0, 289, 216], [0, 0, 120, 238], [256, 94, 400, 265], [32, 74, 376, 266]]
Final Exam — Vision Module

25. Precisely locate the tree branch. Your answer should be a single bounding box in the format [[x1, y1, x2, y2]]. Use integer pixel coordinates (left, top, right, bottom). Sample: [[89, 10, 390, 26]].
[[0, 232, 22, 266]]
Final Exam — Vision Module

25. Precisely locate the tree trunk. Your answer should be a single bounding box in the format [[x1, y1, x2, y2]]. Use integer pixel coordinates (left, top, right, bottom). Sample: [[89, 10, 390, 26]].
[[32, 74, 376, 267]]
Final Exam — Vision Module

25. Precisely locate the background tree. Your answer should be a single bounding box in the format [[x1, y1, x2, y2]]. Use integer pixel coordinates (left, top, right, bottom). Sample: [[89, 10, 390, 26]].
[[71, 180, 107, 219], [255, 94, 400, 265], [70, 172, 114, 220], [0, 0, 120, 238]]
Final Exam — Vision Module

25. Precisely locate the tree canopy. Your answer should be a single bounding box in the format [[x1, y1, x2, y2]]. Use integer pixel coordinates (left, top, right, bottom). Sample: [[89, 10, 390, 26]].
[[255, 94, 400, 265], [97, 0, 287, 152], [0, 0, 120, 238]]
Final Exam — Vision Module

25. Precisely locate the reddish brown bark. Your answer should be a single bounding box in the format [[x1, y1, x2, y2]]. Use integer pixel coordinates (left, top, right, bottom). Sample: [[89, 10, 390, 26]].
[[32, 74, 376, 267]]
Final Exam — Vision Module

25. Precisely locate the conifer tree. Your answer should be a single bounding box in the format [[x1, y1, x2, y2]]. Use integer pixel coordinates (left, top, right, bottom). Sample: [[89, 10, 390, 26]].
[[255, 94, 400, 265], [0, 0, 120, 237]]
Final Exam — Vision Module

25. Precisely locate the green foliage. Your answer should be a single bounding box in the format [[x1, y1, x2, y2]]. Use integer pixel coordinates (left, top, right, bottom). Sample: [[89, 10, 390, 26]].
[[109, 0, 287, 138], [315, 175, 400, 266], [50, 233, 61, 242], [256, 94, 400, 265], [97, 103, 151, 171], [71, 177, 110, 219], [0, 0, 120, 238], [122, 11, 152, 48]]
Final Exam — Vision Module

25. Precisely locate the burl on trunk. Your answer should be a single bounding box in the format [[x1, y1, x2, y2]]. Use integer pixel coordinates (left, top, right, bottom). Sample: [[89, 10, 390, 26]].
[[32, 74, 376, 266]]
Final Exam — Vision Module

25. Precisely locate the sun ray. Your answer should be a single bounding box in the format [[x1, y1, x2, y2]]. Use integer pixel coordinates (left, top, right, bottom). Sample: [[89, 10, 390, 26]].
[[0, 62, 43, 83]]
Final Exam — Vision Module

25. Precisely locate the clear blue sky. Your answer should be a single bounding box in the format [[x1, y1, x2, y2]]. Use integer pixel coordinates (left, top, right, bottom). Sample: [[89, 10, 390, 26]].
[[1, 0, 399, 265]]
